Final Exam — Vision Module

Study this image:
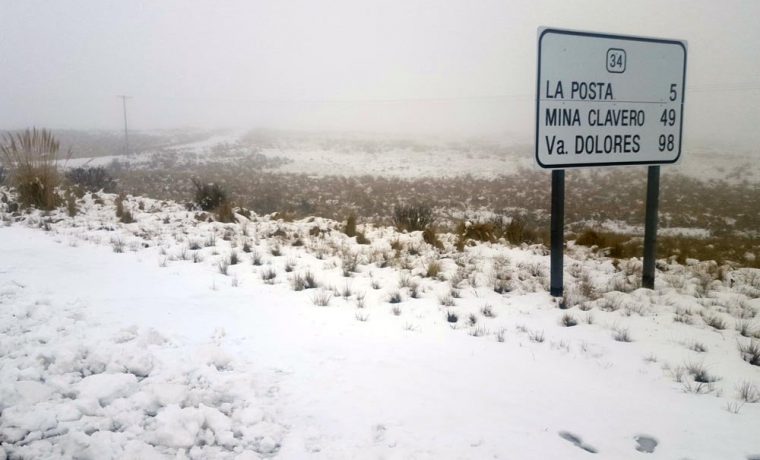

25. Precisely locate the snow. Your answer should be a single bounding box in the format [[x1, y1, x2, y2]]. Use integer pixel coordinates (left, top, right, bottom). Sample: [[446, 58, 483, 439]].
[[64, 131, 247, 170], [59, 130, 760, 183], [1, 190, 759, 458], [588, 219, 711, 239], [258, 145, 530, 179]]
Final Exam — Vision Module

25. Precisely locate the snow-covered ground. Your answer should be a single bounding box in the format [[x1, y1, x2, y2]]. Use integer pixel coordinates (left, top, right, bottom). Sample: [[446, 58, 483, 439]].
[[64, 132, 247, 170], [61, 130, 760, 182], [257, 145, 530, 179], [1, 190, 759, 459]]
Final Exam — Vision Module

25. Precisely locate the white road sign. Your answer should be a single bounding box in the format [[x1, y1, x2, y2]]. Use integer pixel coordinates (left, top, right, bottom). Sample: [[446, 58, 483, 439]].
[[536, 28, 687, 168]]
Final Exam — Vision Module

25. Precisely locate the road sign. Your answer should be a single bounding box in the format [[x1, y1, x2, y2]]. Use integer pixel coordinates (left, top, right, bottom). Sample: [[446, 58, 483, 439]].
[[536, 28, 687, 169]]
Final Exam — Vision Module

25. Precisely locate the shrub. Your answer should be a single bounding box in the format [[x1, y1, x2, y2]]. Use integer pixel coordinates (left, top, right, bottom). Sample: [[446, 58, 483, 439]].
[[216, 200, 235, 223], [736, 320, 756, 338], [439, 294, 455, 307], [446, 311, 458, 323], [355, 292, 366, 308], [390, 239, 403, 252], [292, 271, 318, 291], [115, 192, 125, 217], [422, 227, 444, 250], [344, 213, 357, 237], [496, 328, 507, 342], [111, 237, 125, 253], [492, 262, 512, 294], [0, 165, 6, 185], [355, 312, 369, 322], [66, 166, 117, 193], [426, 260, 442, 278], [481, 304, 496, 318], [702, 313, 727, 330], [467, 314, 478, 326], [575, 229, 606, 247], [393, 204, 434, 232], [192, 178, 228, 211], [261, 267, 277, 283], [457, 221, 495, 243], [505, 216, 537, 245], [340, 282, 352, 298], [560, 313, 578, 327], [737, 381, 760, 403], [65, 189, 77, 217], [738, 339, 760, 366], [284, 258, 296, 272], [311, 289, 332, 306], [684, 361, 717, 383], [388, 291, 402, 304], [0, 128, 67, 210], [115, 193, 135, 223], [408, 281, 421, 299], [341, 250, 359, 276], [528, 329, 545, 343], [612, 327, 632, 342], [689, 341, 707, 353]]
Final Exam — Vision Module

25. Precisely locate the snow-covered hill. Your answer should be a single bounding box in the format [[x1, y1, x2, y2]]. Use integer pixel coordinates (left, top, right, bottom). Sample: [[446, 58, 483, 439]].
[[1, 190, 759, 459]]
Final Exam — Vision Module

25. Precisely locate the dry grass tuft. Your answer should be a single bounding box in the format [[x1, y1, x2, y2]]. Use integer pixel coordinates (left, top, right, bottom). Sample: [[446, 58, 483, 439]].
[[0, 128, 68, 210]]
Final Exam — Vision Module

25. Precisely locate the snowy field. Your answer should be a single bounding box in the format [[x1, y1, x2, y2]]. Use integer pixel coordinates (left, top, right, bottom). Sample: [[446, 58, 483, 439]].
[[1, 190, 760, 459], [64, 132, 248, 170], [61, 130, 760, 183]]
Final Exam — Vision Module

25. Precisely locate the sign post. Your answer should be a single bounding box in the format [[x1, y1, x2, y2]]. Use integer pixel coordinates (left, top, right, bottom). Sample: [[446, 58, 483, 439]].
[[535, 28, 687, 295], [642, 166, 660, 288], [550, 169, 565, 297]]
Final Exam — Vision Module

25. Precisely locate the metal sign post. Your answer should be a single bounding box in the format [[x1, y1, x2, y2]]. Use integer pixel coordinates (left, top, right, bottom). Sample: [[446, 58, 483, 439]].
[[550, 170, 565, 297], [642, 166, 660, 289], [535, 28, 687, 295]]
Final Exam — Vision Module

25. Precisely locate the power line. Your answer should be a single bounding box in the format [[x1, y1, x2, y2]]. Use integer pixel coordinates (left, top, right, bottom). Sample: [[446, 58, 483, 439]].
[[142, 93, 534, 104], [126, 84, 760, 105], [117, 95, 131, 155]]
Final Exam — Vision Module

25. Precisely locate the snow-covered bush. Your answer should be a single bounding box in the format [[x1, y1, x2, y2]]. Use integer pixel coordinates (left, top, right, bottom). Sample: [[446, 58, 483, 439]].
[[192, 178, 228, 211], [66, 166, 117, 193], [0, 128, 67, 210], [393, 203, 433, 232], [739, 339, 760, 366]]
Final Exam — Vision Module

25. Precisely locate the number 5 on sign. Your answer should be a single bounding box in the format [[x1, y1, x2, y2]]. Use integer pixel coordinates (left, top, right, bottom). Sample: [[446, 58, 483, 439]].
[[669, 83, 678, 101]]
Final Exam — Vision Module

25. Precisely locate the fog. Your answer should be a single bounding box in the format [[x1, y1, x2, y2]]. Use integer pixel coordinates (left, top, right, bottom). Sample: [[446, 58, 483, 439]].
[[1, 0, 759, 148]]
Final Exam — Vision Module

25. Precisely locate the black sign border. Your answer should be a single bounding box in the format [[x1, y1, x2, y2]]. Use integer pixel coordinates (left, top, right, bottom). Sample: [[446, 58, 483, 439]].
[[535, 28, 688, 169]]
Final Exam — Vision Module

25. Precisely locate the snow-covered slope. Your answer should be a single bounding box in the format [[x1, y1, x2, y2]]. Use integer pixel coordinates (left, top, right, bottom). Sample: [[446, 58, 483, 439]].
[[1, 191, 759, 459]]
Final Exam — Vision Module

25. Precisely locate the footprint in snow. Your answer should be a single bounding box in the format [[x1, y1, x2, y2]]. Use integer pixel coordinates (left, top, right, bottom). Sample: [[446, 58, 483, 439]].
[[372, 423, 397, 447], [634, 435, 658, 453], [373, 424, 386, 442], [558, 431, 598, 454]]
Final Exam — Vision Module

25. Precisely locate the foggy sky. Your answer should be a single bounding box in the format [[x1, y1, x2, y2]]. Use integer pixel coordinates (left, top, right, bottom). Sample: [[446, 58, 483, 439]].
[[1, 0, 759, 148]]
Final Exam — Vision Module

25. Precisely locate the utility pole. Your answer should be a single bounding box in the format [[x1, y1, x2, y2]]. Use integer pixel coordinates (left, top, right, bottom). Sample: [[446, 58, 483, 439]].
[[117, 95, 131, 155]]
